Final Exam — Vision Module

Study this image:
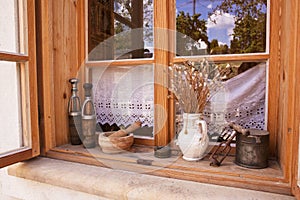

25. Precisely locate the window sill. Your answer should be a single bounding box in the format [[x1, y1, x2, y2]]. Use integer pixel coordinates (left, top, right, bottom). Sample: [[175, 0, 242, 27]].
[[43, 143, 290, 194], [7, 157, 294, 199]]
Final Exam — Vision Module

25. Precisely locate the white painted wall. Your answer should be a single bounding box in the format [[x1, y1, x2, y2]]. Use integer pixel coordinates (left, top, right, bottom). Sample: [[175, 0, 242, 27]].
[[0, 0, 22, 153]]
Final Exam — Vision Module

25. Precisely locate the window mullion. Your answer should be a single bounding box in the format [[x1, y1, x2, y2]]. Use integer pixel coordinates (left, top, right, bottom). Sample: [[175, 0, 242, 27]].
[[153, 0, 170, 146], [0, 52, 29, 62]]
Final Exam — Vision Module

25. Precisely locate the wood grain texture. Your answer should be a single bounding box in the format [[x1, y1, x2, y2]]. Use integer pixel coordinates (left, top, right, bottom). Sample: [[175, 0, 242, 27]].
[[167, 0, 176, 143], [154, 0, 170, 146], [36, 0, 56, 154], [0, 148, 33, 168], [0, 52, 28, 62], [52, 0, 80, 146], [275, 0, 298, 183], [37, 0, 300, 195], [47, 144, 290, 195], [26, 0, 40, 157], [173, 54, 270, 63], [268, 0, 281, 159], [37, 0, 85, 149], [85, 59, 154, 68], [290, 0, 300, 196]]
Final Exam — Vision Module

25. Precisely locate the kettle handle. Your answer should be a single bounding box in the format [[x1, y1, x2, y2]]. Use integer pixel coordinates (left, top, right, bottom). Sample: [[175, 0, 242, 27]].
[[197, 120, 207, 141]]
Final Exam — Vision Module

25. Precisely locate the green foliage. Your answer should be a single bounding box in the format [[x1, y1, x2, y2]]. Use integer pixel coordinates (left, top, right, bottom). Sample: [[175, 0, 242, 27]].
[[176, 0, 267, 55], [209, 0, 267, 53], [211, 45, 230, 55], [208, 39, 229, 54], [176, 11, 208, 44], [210, 39, 219, 50], [176, 11, 209, 55]]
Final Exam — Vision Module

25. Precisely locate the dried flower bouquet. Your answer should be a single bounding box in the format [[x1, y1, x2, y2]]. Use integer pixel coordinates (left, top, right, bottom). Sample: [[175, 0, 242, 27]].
[[169, 59, 221, 113]]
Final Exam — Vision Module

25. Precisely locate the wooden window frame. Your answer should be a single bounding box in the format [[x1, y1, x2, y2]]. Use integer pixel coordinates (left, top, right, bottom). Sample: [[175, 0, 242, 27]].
[[0, 0, 39, 168], [84, 0, 156, 145], [36, 0, 300, 196]]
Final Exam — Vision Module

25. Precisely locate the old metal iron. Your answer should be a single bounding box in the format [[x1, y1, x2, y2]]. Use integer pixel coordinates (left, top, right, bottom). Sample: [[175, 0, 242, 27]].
[[209, 123, 250, 167]]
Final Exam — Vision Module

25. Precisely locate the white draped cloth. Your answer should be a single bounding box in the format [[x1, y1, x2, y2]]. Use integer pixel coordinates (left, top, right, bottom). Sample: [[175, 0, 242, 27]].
[[93, 63, 266, 131], [94, 65, 154, 127], [206, 63, 266, 130]]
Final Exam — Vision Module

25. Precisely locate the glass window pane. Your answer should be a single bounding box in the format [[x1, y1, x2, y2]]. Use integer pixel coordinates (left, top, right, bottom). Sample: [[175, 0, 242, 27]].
[[88, 0, 153, 61], [176, 0, 268, 56], [212, 61, 267, 129], [0, 61, 25, 154], [174, 61, 267, 141], [0, 0, 27, 54], [91, 65, 154, 138]]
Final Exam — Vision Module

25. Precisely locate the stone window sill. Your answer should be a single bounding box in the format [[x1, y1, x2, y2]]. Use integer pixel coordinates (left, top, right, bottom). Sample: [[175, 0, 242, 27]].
[[7, 157, 294, 200]]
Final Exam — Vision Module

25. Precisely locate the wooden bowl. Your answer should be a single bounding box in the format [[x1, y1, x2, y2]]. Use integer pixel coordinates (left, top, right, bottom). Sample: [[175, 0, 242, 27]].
[[98, 131, 134, 154]]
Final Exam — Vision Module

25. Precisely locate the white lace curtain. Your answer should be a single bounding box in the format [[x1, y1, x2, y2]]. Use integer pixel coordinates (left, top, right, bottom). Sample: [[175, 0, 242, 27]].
[[205, 63, 267, 130], [93, 65, 154, 127], [93, 63, 266, 130]]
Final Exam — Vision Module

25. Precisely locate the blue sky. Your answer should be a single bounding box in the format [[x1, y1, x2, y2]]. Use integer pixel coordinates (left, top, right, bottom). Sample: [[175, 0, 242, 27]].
[[176, 0, 235, 46]]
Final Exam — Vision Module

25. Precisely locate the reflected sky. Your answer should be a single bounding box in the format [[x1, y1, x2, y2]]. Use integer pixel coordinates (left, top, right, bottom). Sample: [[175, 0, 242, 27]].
[[176, 0, 234, 45], [176, 0, 267, 46]]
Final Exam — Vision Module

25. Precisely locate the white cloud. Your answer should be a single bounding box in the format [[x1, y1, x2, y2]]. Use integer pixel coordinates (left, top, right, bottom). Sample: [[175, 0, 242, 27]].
[[207, 3, 212, 9], [217, 41, 227, 46], [207, 10, 235, 30], [207, 10, 235, 42]]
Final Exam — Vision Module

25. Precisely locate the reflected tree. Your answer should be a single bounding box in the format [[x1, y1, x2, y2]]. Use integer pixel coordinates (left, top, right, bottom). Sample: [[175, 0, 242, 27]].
[[209, 0, 267, 53], [209, 39, 230, 54], [176, 11, 209, 56]]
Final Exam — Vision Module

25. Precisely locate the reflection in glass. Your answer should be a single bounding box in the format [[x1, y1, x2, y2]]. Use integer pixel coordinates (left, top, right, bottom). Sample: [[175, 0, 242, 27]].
[[176, 0, 267, 56], [0, 61, 24, 154], [175, 61, 267, 142], [88, 0, 153, 60]]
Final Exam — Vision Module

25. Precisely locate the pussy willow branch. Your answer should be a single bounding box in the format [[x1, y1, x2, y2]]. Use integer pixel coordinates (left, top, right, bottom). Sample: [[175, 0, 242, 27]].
[[169, 59, 222, 113]]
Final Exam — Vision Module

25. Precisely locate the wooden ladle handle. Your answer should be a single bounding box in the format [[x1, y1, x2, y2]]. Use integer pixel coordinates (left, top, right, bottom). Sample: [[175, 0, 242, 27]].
[[109, 121, 142, 137], [229, 122, 250, 136]]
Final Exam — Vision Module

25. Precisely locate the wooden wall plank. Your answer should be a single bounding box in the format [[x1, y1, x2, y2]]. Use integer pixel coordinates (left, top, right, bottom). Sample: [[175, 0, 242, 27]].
[[276, 0, 298, 182], [37, 0, 86, 152], [52, 0, 81, 146], [52, 0, 68, 145]]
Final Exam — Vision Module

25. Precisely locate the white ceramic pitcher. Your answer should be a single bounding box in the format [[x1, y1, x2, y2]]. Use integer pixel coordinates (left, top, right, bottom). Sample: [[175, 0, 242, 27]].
[[177, 113, 209, 161]]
